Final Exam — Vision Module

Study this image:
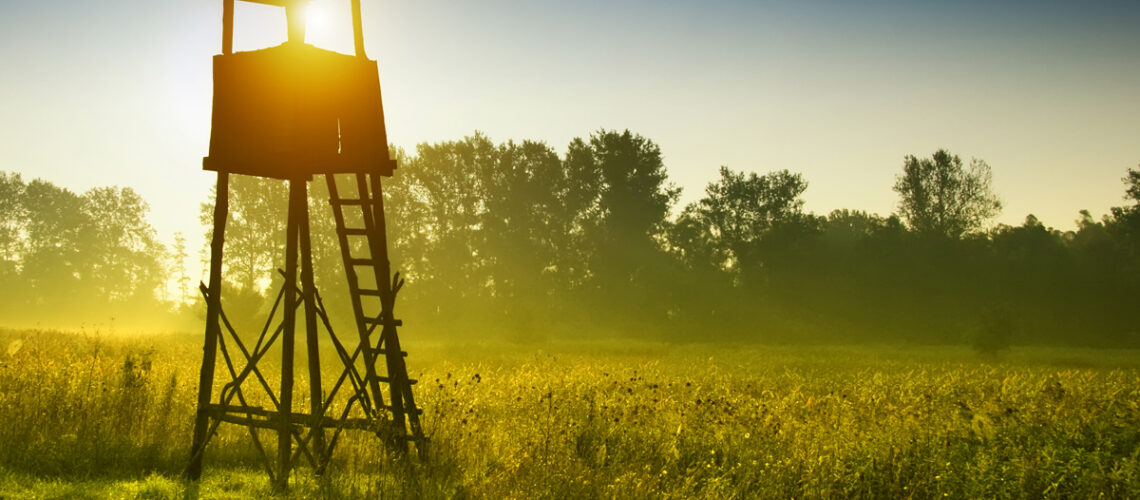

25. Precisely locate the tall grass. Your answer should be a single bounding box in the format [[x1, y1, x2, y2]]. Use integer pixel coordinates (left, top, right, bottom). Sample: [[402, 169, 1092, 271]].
[[1, 329, 1138, 498]]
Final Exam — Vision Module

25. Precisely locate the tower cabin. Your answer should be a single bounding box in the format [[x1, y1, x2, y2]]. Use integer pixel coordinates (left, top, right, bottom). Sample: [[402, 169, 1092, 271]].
[[189, 0, 425, 487], [203, 1, 396, 180]]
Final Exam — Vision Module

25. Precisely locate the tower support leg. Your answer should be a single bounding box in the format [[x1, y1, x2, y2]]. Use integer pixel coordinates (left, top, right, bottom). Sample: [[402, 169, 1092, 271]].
[[277, 178, 304, 488], [299, 185, 326, 464], [188, 171, 229, 480]]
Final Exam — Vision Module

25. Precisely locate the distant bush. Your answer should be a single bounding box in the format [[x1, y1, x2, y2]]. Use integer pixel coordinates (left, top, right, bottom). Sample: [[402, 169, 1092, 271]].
[[970, 306, 1014, 356]]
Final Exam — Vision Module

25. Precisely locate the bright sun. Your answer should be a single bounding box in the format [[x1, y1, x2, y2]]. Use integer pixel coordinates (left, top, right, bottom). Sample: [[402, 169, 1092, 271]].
[[300, 0, 355, 53], [305, 2, 329, 31]]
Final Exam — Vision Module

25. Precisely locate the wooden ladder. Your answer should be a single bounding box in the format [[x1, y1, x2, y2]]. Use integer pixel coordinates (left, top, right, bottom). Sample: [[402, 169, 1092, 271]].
[[325, 172, 425, 453]]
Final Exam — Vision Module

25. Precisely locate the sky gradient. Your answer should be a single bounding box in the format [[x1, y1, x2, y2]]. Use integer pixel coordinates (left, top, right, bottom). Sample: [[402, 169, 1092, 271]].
[[2, 0, 1138, 273]]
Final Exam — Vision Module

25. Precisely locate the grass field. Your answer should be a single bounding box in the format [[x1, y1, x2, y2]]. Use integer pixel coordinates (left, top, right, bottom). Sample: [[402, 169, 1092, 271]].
[[0, 328, 1138, 499]]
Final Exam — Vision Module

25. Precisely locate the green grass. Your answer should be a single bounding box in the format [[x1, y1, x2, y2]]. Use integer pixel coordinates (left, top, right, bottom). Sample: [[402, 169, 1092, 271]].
[[1, 329, 1138, 498]]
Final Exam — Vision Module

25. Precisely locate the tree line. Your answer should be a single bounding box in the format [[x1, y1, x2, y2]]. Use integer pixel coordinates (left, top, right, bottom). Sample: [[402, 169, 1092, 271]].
[[0, 172, 174, 328], [2, 130, 1138, 345], [198, 130, 1140, 347]]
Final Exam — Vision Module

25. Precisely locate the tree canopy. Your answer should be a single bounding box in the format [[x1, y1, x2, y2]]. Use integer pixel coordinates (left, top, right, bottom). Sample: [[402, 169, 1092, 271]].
[[3, 135, 1139, 347], [894, 149, 1001, 238]]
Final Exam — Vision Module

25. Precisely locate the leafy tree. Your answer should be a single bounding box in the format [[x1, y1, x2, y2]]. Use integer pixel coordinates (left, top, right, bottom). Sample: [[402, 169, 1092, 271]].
[[1071, 209, 1124, 272], [893, 149, 1001, 238], [171, 232, 190, 304], [403, 133, 494, 306], [822, 209, 888, 246], [470, 140, 586, 336], [569, 130, 679, 296], [1108, 167, 1140, 254], [1124, 167, 1140, 204], [0, 175, 172, 325], [303, 175, 353, 320], [0, 172, 25, 276], [592, 130, 678, 242], [672, 167, 808, 278], [82, 186, 165, 301], [380, 147, 434, 294], [375, 134, 611, 333], [667, 209, 721, 273], [990, 215, 1068, 270], [21, 179, 89, 298], [478, 140, 566, 298], [199, 175, 287, 292]]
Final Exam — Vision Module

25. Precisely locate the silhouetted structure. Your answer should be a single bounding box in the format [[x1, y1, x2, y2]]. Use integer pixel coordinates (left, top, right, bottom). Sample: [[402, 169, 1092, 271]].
[[187, 0, 424, 487]]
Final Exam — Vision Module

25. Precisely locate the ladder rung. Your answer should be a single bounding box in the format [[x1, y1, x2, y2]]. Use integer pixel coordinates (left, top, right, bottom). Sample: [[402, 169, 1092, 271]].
[[363, 317, 402, 327], [383, 405, 423, 416], [339, 228, 369, 236], [374, 376, 418, 385], [373, 348, 408, 357]]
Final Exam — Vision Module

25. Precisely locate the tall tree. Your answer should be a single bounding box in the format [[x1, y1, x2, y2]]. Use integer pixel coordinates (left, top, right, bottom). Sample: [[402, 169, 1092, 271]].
[[672, 167, 808, 278], [558, 136, 606, 288], [0, 172, 25, 276], [21, 179, 89, 298], [1108, 167, 1140, 232], [893, 149, 1001, 238], [569, 130, 678, 292], [1124, 167, 1140, 204], [477, 140, 567, 299], [1107, 166, 1140, 278], [171, 232, 190, 304], [199, 175, 288, 292], [82, 186, 165, 301], [379, 132, 497, 327]]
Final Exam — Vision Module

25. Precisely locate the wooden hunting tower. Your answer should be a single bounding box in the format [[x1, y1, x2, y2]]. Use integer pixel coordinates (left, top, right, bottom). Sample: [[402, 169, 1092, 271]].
[[188, 0, 424, 487]]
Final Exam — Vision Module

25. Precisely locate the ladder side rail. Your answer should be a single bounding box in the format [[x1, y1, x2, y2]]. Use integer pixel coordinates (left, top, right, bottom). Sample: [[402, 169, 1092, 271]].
[[363, 173, 411, 447], [325, 174, 389, 414], [366, 173, 426, 448]]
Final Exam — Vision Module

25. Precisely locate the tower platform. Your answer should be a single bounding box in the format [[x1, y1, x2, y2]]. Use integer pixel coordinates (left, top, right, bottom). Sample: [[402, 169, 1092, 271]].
[[203, 42, 396, 179]]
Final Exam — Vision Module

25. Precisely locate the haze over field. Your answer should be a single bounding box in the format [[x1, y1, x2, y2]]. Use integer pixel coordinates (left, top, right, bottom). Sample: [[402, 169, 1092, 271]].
[[2, 0, 1139, 280]]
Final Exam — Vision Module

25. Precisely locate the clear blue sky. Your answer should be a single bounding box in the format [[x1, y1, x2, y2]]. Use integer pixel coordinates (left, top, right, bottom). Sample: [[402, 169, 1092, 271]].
[[2, 0, 1138, 277]]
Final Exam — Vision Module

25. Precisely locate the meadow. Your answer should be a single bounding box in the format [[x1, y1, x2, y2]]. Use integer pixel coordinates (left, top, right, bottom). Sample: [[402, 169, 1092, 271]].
[[0, 328, 1138, 499]]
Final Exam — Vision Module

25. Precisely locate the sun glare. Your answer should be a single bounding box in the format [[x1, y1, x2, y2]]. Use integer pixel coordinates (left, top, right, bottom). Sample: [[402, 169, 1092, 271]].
[[300, 0, 354, 54], [305, 3, 328, 31]]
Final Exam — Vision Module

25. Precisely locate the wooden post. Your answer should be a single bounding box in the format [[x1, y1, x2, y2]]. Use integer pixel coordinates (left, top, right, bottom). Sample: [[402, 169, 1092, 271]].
[[222, 0, 234, 55], [188, 171, 229, 480], [351, 0, 366, 58], [277, 179, 303, 488], [286, 1, 306, 44], [298, 184, 326, 462]]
